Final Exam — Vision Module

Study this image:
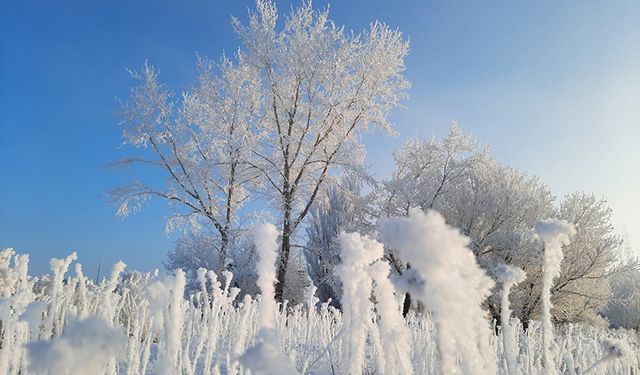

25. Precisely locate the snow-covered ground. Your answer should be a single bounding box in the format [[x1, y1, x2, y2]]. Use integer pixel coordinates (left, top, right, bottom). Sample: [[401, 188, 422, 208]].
[[0, 246, 638, 375]]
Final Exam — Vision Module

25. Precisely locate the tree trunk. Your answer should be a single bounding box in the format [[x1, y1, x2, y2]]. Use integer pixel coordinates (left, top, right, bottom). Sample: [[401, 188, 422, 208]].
[[275, 194, 293, 302], [219, 230, 228, 270], [402, 263, 412, 317], [219, 159, 236, 272], [402, 292, 412, 317]]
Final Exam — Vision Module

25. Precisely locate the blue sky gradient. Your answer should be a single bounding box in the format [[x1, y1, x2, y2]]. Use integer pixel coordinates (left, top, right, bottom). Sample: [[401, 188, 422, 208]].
[[1, 0, 639, 276]]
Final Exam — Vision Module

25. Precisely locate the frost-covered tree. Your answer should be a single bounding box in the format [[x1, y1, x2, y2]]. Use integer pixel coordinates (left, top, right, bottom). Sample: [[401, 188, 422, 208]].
[[165, 232, 221, 275], [304, 173, 374, 306], [442, 157, 554, 322], [111, 0, 408, 300], [381, 124, 629, 326], [491, 194, 632, 329], [517, 193, 631, 326], [164, 230, 259, 295], [233, 1, 409, 300], [445, 159, 553, 262], [111, 55, 260, 269], [605, 268, 640, 330], [378, 123, 487, 272], [379, 122, 485, 215], [378, 123, 497, 314]]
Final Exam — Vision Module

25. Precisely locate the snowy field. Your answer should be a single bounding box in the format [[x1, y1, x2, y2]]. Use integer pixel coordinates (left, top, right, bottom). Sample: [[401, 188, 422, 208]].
[[1, 214, 638, 374]]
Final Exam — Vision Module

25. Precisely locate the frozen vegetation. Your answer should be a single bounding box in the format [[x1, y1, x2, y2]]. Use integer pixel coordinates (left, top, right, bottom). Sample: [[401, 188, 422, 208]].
[[1, 214, 638, 374], [3, 1, 638, 374]]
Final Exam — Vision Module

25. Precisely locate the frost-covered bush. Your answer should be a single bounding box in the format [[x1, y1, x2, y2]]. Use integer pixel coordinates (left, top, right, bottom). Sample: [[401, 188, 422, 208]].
[[305, 174, 374, 307]]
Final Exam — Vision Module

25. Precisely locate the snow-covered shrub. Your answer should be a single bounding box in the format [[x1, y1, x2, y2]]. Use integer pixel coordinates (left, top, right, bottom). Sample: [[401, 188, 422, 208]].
[[305, 174, 374, 307], [165, 231, 260, 296]]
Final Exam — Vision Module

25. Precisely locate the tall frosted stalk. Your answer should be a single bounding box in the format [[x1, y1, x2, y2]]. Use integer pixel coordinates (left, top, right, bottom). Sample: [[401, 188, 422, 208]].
[[495, 264, 526, 375], [535, 219, 575, 375]]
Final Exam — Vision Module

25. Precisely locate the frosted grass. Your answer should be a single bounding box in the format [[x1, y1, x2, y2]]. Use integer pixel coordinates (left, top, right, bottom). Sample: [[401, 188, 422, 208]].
[[0, 244, 637, 374]]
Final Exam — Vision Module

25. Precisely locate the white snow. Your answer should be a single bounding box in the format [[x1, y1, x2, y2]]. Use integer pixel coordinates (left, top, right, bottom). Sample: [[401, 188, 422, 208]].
[[26, 317, 126, 375], [379, 208, 496, 374]]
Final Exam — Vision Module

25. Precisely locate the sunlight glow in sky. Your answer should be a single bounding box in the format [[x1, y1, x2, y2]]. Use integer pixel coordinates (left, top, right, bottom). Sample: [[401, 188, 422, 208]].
[[1, 0, 638, 275]]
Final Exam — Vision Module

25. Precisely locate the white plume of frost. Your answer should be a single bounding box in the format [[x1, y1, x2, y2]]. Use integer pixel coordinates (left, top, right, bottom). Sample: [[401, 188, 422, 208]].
[[239, 223, 297, 375], [368, 259, 414, 374], [145, 270, 187, 375], [98, 260, 126, 325], [379, 208, 496, 375], [535, 218, 576, 375], [27, 317, 126, 375], [335, 232, 380, 375], [45, 252, 77, 337], [239, 329, 298, 375], [166, 269, 186, 374], [582, 339, 633, 375], [74, 263, 89, 319], [334, 231, 413, 374], [252, 223, 280, 330], [495, 264, 527, 375], [20, 301, 48, 339]]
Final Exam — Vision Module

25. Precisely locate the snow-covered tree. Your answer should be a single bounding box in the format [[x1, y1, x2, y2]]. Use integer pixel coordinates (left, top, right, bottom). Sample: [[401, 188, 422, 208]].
[[605, 268, 640, 330], [441, 157, 554, 322], [164, 230, 259, 296], [233, 1, 409, 300], [378, 123, 495, 314], [381, 124, 629, 326], [111, 1, 408, 300], [378, 123, 487, 275], [111, 55, 260, 269], [379, 122, 486, 217], [445, 159, 553, 262], [304, 173, 374, 306], [489, 194, 632, 329], [553, 194, 626, 323]]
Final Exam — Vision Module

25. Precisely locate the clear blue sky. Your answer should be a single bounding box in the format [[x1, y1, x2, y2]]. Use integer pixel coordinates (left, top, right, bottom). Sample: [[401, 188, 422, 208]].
[[1, 0, 639, 276]]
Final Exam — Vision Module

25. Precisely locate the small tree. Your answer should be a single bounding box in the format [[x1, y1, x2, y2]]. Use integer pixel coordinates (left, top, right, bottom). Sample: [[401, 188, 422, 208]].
[[111, 55, 260, 269], [304, 173, 373, 306], [605, 268, 640, 330]]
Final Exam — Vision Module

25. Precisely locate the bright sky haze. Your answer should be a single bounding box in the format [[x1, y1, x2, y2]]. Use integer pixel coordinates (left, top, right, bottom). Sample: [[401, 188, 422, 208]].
[[1, 0, 639, 276]]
